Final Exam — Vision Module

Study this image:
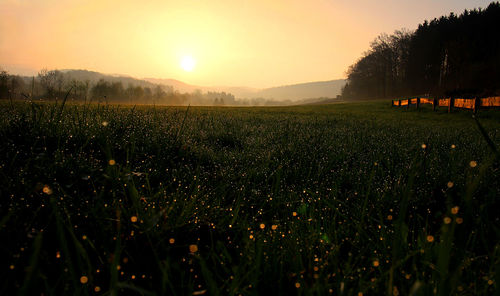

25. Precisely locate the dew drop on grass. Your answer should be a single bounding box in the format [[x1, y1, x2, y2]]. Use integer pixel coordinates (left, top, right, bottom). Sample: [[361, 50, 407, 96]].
[[189, 245, 198, 253], [42, 185, 53, 195]]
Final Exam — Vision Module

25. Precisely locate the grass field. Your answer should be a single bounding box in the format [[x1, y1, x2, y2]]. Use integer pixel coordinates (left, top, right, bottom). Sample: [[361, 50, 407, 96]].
[[0, 100, 499, 295]]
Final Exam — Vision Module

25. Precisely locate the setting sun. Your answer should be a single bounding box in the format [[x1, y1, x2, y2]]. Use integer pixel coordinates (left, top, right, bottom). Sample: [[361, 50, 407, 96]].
[[180, 56, 196, 72]]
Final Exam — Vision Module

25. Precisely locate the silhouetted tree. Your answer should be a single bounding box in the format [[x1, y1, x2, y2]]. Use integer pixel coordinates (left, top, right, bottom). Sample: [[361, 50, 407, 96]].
[[0, 70, 9, 99], [10, 75, 25, 99], [38, 69, 65, 98], [68, 79, 90, 101]]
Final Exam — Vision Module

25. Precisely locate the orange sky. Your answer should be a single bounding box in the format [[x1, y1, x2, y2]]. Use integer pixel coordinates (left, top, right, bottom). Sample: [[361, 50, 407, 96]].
[[0, 0, 492, 88]]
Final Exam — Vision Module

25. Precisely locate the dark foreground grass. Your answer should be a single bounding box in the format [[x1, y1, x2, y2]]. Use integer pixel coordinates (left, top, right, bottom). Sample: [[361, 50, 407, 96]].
[[0, 100, 499, 295]]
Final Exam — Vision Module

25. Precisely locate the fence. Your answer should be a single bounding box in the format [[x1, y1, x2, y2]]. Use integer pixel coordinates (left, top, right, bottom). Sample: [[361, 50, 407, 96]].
[[392, 96, 500, 113]]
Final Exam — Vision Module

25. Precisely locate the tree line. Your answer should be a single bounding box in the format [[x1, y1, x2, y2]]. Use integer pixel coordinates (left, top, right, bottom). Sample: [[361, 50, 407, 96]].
[[0, 69, 236, 106], [342, 2, 500, 100]]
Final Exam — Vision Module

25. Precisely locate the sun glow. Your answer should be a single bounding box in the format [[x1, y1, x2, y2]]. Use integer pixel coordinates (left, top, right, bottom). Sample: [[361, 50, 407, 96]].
[[180, 55, 196, 72]]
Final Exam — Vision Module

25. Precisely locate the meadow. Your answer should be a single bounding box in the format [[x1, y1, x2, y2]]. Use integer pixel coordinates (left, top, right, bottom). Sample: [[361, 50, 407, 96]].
[[0, 100, 499, 295]]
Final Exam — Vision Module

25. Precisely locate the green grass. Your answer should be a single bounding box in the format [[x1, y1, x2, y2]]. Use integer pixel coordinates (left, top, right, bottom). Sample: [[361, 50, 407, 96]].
[[0, 100, 499, 295]]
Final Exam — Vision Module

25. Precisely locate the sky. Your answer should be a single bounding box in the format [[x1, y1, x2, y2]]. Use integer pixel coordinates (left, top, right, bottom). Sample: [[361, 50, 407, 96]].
[[0, 0, 494, 88]]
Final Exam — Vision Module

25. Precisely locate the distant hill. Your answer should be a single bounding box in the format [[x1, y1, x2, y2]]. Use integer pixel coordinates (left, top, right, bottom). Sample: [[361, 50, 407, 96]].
[[144, 77, 345, 101], [143, 77, 200, 93], [61, 69, 160, 89], [251, 80, 345, 101]]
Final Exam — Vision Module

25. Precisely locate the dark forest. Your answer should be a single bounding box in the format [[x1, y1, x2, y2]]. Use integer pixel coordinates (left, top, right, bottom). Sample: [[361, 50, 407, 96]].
[[342, 2, 500, 100]]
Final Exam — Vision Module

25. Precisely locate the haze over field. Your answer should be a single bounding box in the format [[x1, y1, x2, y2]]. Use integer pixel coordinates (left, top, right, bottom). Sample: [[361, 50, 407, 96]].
[[1, 1, 500, 294], [0, 0, 493, 90]]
